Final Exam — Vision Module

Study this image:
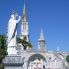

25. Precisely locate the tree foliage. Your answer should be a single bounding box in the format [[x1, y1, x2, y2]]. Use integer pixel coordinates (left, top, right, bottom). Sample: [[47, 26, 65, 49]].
[[66, 55, 69, 63], [0, 35, 7, 69], [17, 37, 32, 50]]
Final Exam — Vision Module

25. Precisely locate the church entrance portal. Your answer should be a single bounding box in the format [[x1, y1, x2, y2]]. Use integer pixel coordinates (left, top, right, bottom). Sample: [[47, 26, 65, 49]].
[[27, 54, 46, 69]]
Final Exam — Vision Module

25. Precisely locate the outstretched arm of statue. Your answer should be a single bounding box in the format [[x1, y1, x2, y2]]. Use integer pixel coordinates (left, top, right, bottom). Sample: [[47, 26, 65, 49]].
[[16, 16, 21, 23]]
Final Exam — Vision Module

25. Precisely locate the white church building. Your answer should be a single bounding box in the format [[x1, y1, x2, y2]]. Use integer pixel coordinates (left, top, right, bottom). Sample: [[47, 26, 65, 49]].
[[3, 3, 69, 69]]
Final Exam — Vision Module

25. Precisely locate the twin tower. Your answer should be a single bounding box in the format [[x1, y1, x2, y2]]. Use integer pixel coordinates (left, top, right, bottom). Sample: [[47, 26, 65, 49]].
[[21, 3, 46, 51]]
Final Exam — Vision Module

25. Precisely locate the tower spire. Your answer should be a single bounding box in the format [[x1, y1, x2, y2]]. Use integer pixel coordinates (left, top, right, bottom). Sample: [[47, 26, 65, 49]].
[[22, 2, 27, 22], [38, 29, 46, 51], [39, 29, 45, 40], [21, 2, 29, 42]]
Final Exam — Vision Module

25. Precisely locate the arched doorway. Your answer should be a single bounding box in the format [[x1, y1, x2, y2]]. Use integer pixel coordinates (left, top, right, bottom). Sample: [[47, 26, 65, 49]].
[[27, 54, 46, 69]]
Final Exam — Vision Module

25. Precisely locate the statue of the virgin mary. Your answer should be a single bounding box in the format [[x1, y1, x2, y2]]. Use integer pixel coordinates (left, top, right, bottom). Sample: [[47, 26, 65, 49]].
[[7, 11, 21, 54]]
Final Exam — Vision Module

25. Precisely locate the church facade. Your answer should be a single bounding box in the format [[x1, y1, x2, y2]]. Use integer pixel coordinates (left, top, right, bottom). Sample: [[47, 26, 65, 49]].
[[3, 3, 69, 69]]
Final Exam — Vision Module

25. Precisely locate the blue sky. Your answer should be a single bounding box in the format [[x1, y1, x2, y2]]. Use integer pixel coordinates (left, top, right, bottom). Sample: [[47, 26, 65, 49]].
[[0, 0, 69, 52]]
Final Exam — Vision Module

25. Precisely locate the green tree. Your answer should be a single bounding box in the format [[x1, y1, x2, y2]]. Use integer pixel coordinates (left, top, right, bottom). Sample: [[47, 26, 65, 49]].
[[17, 37, 32, 50], [0, 35, 7, 69], [66, 55, 69, 63]]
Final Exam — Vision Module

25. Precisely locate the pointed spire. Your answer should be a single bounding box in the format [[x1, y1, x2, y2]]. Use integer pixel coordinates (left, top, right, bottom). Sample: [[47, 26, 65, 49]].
[[23, 3, 26, 15], [39, 29, 45, 40], [38, 29, 46, 51], [22, 2, 27, 22]]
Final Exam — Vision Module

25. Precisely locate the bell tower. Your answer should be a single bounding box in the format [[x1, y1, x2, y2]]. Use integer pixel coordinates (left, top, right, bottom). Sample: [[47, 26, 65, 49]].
[[20, 3, 29, 41], [38, 29, 46, 51]]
